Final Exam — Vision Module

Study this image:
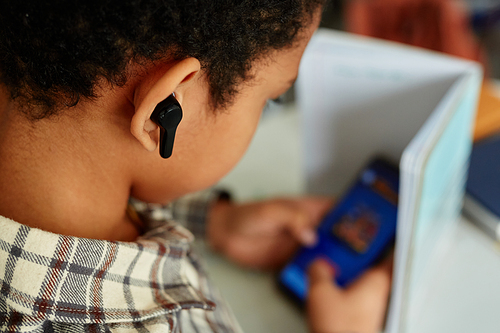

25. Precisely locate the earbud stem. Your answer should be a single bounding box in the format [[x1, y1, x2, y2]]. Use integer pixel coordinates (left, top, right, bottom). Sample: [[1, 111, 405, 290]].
[[150, 95, 183, 159], [159, 126, 177, 159]]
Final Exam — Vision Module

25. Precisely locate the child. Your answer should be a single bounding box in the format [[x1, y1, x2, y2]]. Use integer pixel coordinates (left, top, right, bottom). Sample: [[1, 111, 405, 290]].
[[0, 1, 391, 332]]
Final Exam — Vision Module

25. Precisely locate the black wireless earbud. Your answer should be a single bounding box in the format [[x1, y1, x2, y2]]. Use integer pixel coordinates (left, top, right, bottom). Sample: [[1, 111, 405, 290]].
[[150, 94, 183, 159]]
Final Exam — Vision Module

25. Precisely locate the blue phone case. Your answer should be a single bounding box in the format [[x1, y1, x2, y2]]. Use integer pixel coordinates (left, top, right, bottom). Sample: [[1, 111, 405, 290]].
[[279, 158, 399, 302]]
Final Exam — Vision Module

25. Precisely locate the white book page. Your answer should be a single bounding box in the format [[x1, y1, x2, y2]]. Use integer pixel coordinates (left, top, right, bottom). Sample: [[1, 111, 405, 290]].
[[387, 71, 482, 333], [297, 30, 469, 196]]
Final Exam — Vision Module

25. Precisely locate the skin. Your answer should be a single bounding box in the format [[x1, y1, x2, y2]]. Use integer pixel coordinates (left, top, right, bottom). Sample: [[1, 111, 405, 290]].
[[208, 197, 334, 269], [307, 258, 392, 333], [0, 8, 391, 332]]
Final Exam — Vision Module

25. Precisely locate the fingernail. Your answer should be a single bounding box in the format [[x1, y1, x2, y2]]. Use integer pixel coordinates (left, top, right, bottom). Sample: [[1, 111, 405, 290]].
[[301, 229, 317, 247]]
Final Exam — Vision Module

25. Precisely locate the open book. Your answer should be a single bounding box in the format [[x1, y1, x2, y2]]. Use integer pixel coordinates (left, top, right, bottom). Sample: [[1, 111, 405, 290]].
[[296, 29, 482, 333]]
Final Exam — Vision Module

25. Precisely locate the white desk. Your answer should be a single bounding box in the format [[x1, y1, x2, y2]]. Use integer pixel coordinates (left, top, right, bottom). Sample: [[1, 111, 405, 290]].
[[203, 105, 500, 333]]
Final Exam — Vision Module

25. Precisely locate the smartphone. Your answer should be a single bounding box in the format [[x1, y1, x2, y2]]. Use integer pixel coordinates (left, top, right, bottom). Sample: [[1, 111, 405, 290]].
[[278, 158, 399, 303]]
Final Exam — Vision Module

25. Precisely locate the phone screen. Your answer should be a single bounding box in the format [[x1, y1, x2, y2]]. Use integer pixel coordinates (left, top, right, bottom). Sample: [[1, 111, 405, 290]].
[[278, 158, 399, 303]]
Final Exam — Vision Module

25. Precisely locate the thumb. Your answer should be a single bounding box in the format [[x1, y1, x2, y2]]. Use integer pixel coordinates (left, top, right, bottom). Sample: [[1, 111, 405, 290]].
[[308, 258, 337, 287]]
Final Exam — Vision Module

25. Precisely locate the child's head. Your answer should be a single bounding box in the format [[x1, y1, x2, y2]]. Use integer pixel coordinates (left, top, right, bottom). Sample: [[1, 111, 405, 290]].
[[0, 0, 324, 118], [0, 1, 323, 206]]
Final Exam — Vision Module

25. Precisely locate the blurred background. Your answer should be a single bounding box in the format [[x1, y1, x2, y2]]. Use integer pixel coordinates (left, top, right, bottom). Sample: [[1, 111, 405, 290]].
[[270, 0, 500, 142], [322, 0, 498, 77]]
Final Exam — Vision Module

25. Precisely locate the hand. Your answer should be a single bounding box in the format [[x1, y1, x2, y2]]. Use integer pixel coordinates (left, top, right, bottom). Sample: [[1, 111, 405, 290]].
[[207, 197, 333, 270], [307, 258, 392, 333]]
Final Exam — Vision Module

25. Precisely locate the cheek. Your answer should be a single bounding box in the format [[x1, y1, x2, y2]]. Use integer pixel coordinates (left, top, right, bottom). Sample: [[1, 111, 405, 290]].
[[185, 103, 263, 184], [154, 102, 263, 200], [213, 106, 263, 168]]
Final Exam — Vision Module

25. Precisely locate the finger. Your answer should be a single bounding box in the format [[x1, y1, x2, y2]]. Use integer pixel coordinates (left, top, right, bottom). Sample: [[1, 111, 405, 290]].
[[306, 259, 345, 333], [224, 233, 298, 270], [232, 200, 317, 247], [284, 197, 335, 246], [294, 197, 335, 226], [350, 258, 393, 295], [297, 228, 317, 247], [271, 201, 318, 246], [308, 258, 337, 286]]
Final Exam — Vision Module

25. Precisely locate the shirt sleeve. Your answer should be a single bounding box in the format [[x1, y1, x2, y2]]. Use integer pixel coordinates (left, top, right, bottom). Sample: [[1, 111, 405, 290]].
[[168, 188, 231, 238], [129, 188, 231, 239]]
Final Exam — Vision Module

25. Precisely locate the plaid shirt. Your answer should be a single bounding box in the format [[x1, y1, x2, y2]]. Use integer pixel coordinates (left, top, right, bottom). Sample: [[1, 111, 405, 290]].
[[0, 190, 242, 333]]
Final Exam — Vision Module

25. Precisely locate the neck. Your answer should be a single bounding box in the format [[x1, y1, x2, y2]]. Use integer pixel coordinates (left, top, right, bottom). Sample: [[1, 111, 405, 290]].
[[0, 88, 140, 241]]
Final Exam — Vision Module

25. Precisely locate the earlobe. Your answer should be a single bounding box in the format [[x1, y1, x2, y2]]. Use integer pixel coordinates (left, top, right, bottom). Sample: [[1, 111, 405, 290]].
[[130, 58, 200, 154]]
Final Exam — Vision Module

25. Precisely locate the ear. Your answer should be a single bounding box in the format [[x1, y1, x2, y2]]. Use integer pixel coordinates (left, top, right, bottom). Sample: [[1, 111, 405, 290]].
[[130, 58, 200, 152]]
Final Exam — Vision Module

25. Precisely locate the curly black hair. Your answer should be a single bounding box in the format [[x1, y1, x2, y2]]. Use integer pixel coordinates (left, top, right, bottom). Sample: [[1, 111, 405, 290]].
[[0, 0, 324, 119]]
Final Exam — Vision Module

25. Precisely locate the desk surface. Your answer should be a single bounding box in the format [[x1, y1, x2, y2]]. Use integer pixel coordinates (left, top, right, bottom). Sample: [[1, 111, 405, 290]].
[[205, 105, 500, 333]]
